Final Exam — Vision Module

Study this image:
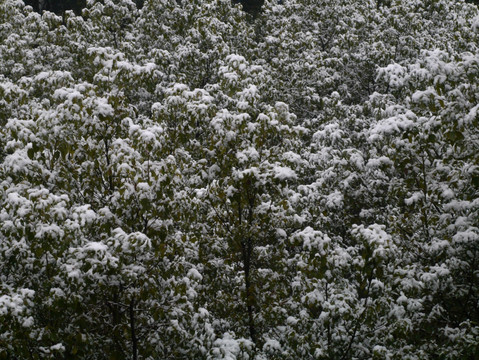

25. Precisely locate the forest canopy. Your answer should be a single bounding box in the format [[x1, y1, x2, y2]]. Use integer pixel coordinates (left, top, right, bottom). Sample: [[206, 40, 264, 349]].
[[1, 0, 479, 359]]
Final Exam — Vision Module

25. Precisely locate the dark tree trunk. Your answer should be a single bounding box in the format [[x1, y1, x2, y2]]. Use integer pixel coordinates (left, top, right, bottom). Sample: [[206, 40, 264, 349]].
[[129, 299, 138, 360], [241, 237, 256, 343]]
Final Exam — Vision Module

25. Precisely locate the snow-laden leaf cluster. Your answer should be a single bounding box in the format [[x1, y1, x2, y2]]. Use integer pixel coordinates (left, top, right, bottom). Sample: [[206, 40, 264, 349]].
[[1, 0, 478, 358]]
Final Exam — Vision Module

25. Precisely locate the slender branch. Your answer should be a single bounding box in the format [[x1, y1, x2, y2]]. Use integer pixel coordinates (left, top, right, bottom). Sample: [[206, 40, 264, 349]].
[[130, 298, 138, 360]]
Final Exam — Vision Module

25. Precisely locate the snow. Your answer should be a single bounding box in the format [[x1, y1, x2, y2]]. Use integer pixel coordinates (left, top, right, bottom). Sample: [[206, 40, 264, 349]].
[[50, 343, 65, 351], [238, 84, 258, 102], [285, 316, 298, 325], [7, 191, 29, 207], [411, 86, 436, 104], [72, 205, 97, 226], [352, 224, 393, 259], [303, 289, 324, 305], [366, 156, 393, 168], [34, 70, 73, 84], [211, 333, 254, 360], [453, 230, 478, 244], [464, 104, 479, 125], [404, 191, 423, 205], [276, 228, 287, 238], [294, 227, 330, 253], [441, 186, 455, 200], [313, 123, 345, 143], [273, 165, 297, 181], [325, 190, 343, 209], [369, 114, 415, 140], [52, 87, 83, 105], [0, 289, 34, 317], [236, 147, 260, 163], [84, 242, 108, 252], [95, 97, 114, 117], [187, 268, 203, 281], [377, 62, 408, 88], [263, 339, 281, 351], [282, 151, 305, 167], [22, 316, 34, 327], [1, 0, 479, 357], [473, 15, 479, 33], [274, 101, 289, 114], [35, 224, 64, 239], [226, 54, 246, 69]]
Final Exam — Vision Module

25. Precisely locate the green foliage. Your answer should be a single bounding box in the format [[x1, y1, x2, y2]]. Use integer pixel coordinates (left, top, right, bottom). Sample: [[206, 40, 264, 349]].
[[1, 0, 479, 359]]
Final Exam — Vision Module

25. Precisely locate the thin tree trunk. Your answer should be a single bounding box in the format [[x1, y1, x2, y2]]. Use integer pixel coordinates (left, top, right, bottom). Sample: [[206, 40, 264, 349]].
[[241, 237, 256, 343], [129, 299, 138, 360], [238, 197, 257, 343]]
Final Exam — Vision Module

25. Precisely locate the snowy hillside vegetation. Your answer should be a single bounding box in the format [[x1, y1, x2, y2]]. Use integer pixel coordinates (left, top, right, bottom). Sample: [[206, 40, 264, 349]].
[[1, 0, 479, 358]]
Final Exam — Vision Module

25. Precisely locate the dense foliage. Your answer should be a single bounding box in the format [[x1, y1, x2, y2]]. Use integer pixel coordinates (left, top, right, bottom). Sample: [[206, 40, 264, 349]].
[[1, 0, 478, 358]]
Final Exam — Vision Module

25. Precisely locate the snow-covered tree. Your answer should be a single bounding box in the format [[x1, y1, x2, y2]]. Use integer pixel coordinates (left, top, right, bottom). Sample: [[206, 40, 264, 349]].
[[1, 0, 479, 358]]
